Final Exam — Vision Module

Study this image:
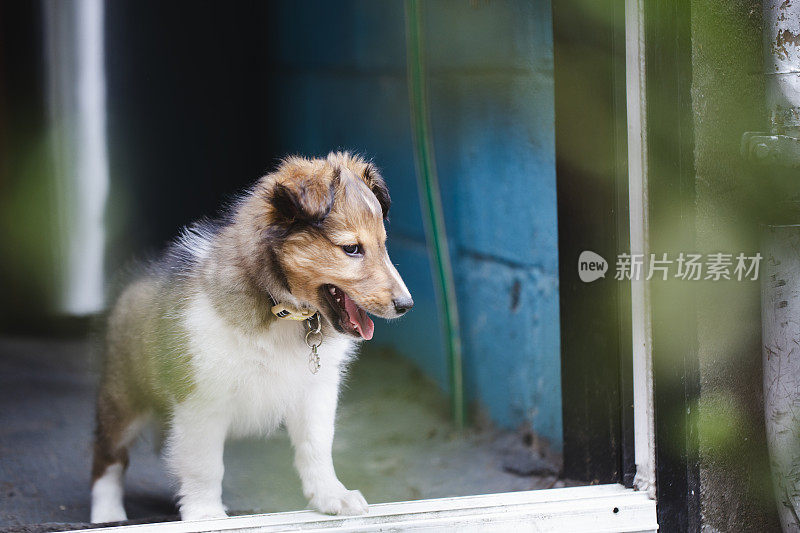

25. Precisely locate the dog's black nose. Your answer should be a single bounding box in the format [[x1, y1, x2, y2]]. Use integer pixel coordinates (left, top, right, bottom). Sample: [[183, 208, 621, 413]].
[[393, 297, 414, 315]]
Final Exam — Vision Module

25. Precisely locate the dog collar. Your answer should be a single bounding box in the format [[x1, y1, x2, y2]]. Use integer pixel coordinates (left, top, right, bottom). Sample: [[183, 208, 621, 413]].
[[268, 296, 323, 374], [270, 302, 317, 321]]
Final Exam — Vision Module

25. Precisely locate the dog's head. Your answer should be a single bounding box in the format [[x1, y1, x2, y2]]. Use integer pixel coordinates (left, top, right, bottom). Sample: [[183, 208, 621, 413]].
[[255, 152, 413, 340]]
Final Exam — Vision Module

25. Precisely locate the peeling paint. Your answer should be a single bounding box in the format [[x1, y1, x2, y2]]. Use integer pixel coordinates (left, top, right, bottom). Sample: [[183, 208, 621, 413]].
[[772, 102, 800, 133], [766, 0, 800, 135], [772, 28, 800, 61]]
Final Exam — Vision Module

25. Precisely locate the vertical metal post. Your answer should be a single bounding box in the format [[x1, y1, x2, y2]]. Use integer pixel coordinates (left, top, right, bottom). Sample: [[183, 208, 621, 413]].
[[762, 2, 800, 531], [762, 225, 800, 532], [625, 0, 656, 499]]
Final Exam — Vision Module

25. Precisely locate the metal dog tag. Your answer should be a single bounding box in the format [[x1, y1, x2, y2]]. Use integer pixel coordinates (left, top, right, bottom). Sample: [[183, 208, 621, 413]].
[[304, 314, 323, 374], [309, 345, 321, 374]]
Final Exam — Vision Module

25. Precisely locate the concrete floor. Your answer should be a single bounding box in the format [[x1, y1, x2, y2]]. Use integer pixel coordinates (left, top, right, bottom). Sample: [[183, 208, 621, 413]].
[[0, 337, 565, 532]]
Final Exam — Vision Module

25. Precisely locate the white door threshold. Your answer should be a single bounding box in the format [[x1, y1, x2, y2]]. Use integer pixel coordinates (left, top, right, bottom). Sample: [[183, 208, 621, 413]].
[[77, 484, 658, 533]]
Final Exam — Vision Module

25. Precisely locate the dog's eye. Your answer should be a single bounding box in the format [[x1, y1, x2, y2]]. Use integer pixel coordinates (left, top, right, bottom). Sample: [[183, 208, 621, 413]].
[[342, 244, 363, 257]]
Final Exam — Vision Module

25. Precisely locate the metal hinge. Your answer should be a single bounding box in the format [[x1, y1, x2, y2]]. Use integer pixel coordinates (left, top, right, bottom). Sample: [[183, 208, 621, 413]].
[[741, 132, 800, 167]]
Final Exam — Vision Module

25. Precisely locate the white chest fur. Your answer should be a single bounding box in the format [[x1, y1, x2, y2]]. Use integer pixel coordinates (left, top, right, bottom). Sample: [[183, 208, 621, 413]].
[[182, 293, 355, 437]]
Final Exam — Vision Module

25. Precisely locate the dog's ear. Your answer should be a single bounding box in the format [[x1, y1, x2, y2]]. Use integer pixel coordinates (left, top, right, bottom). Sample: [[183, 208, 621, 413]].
[[268, 172, 337, 229], [363, 163, 391, 220]]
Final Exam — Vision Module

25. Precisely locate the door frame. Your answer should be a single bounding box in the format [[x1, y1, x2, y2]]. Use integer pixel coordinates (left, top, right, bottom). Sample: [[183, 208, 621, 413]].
[[644, 0, 701, 530], [556, 0, 700, 530], [554, 0, 639, 487]]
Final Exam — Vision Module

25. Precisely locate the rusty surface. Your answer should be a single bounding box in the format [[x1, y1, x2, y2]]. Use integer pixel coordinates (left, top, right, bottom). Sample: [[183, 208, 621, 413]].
[[766, 0, 800, 134], [772, 102, 800, 132], [771, 28, 800, 62]]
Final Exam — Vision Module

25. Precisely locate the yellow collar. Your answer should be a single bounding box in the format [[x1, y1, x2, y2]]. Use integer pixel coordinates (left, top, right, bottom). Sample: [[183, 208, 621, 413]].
[[271, 302, 317, 321]]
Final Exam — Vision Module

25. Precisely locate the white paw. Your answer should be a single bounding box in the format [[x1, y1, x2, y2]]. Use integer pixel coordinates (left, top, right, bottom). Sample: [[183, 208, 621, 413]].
[[90, 502, 127, 524], [91, 463, 127, 523], [310, 488, 369, 516], [180, 503, 228, 521]]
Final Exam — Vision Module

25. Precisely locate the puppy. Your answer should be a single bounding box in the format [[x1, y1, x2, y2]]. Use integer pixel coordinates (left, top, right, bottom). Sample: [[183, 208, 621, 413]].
[[90, 152, 413, 523]]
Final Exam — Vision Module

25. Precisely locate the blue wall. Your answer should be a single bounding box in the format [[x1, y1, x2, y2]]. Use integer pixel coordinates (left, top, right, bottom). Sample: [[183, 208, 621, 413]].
[[263, 0, 561, 449]]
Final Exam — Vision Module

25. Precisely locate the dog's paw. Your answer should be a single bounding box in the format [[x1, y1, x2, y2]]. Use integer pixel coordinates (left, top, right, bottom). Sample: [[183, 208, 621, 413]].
[[90, 503, 127, 524], [179, 503, 228, 521], [310, 488, 369, 516]]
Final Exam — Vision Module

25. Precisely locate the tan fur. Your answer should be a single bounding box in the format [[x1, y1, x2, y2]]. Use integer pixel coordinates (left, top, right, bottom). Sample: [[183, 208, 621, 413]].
[[235, 152, 401, 323]]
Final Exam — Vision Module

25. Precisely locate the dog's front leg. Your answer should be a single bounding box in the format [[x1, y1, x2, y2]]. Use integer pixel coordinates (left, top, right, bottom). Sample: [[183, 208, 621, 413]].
[[285, 379, 368, 516], [166, 404, 229, 521]]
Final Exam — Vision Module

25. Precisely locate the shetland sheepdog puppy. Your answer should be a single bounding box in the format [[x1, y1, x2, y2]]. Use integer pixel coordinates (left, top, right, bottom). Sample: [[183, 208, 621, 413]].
[[90, 152, 413, 523]]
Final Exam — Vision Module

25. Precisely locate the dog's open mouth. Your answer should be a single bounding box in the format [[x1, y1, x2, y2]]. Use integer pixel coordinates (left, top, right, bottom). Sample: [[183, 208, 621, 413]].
[[322, 284, 375, 340]]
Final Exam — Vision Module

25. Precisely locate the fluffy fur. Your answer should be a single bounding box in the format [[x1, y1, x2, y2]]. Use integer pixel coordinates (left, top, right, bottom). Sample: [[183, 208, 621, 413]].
[[90, 152, 412, 523]]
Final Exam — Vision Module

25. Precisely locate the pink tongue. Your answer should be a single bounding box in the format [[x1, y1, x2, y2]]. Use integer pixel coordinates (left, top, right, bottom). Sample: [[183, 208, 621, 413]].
[[343, 293, 374, 340]]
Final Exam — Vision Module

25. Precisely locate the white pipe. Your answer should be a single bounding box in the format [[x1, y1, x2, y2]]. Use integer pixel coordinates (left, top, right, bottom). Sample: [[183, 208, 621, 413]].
[[762, 2, 800, 531], [762, 225, 800, 532], [44, 0, 109, 315]]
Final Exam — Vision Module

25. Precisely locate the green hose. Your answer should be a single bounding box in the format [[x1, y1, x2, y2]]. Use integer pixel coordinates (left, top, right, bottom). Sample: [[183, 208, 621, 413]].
[[404, 0, 465, 429]]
